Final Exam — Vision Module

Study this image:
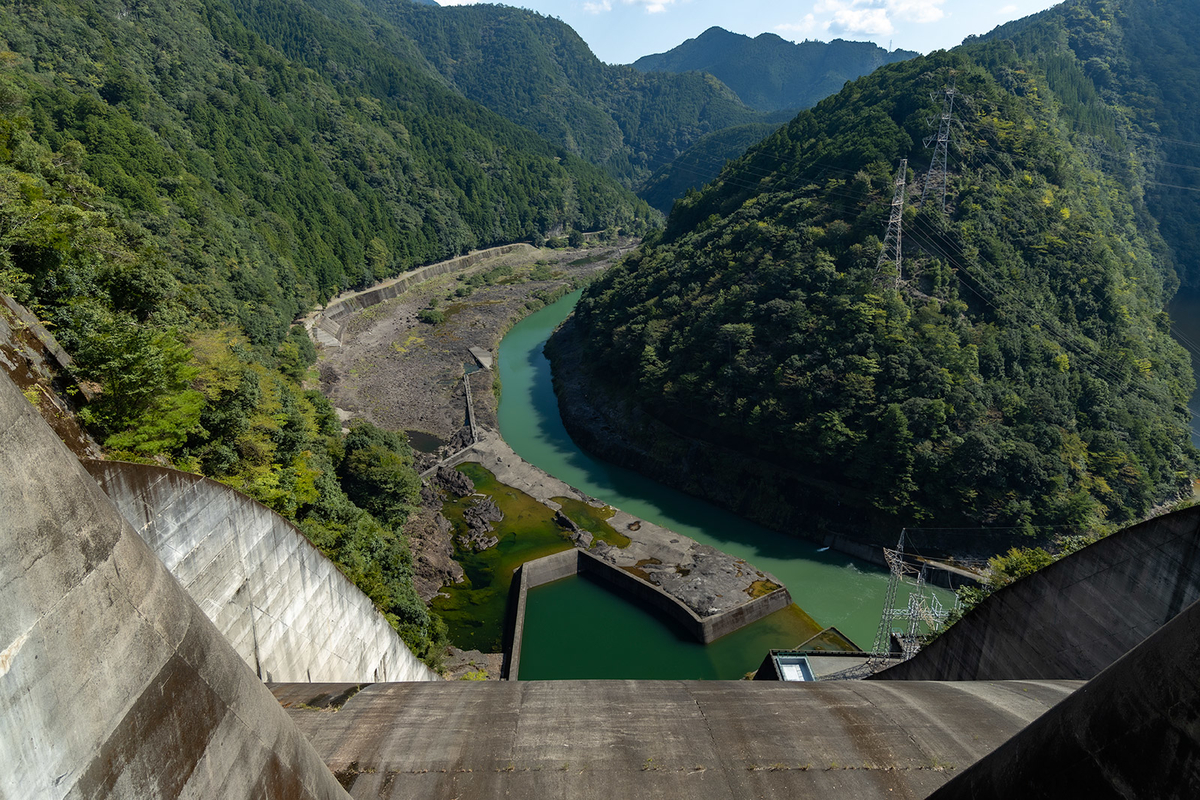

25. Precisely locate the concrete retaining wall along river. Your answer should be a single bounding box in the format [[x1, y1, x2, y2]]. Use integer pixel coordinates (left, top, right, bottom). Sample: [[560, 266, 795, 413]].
[[313, 244, 535, 345]]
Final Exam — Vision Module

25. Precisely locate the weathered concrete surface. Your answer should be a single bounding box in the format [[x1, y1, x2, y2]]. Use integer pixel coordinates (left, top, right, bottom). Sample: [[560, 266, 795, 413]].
[[931, 595, 1200, 800], [875, 504, 1200, 682], [273, 679, 1081, 799], [446, 431, 790, 626], [0, 370, 349, 800], [0, 293, 102, 459], [468, 346, 494, 369], [86, 460, 438, 685]]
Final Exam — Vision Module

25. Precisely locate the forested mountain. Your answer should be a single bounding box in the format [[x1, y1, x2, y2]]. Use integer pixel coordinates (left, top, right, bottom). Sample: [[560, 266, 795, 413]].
[[341, 1, 768, 189], [637, 122, 781, 214], [0, 0, 660, 665], [979, 0, 1200, 286], [633, 27, 916, 113], [2, 0, 654, 332], [563, 42, 1197, 541]]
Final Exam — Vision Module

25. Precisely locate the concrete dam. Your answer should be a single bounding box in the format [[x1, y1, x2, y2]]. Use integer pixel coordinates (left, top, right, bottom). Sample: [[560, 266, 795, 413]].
[[4, 359, 1200, 798], [0, 367, 350, 799], [84, 461, 436, 685]]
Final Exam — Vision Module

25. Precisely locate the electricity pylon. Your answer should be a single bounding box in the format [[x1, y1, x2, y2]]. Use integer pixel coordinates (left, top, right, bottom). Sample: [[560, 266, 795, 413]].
[[922, 86, 957, 212], [877, 158, 906, 286], [869, 530, 953, 665]]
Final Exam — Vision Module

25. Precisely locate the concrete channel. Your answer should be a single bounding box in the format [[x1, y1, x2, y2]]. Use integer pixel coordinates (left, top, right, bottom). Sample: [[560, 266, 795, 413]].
[[503, 548, 792, 679]]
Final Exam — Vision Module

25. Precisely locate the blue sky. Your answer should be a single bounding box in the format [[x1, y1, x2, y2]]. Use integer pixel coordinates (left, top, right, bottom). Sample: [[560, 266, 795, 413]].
[[435, 0, 1065, 65]]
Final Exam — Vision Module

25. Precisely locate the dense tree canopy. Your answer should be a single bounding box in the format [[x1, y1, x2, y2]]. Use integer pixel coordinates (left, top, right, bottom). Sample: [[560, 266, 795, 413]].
[[347, 0, 768, 190], [570, 47, 1197, 535], [0, 0, 655, 341], [984, 0, 1200, 286]]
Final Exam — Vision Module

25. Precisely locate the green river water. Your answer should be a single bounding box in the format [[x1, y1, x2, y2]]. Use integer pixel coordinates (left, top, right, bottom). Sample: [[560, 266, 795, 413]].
[[495, 290, 945, 679]]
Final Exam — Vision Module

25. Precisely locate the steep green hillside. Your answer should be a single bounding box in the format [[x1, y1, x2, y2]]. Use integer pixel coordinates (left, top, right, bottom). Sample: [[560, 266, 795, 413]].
[[633, 27, 916, 113], [565, 47, 1196, 539], [979, 0, 1200, 286], [0, 0, 651, 341], [345, 1, 766, 189], [0, 121, 448, 661], [637, 122, 781, 214], [0, 0, 661, 666]]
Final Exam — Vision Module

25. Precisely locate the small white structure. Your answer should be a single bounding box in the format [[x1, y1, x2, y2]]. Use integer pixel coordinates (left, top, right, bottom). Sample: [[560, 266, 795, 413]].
[[774, 654, 815, 681]]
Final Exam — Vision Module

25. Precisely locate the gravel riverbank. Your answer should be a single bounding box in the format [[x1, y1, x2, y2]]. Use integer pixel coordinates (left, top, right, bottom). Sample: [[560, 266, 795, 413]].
[[310, 238, 792, 663]]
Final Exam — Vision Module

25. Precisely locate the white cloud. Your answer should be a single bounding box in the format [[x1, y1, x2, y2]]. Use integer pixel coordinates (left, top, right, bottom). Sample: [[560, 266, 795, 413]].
[[778, 0, 945, 40], [887, 0, 945, 24], [829, 3, 895, 36], [998, 3, 1018, 12], [775, 13, 826, 35], [581, 0, 680, 13]]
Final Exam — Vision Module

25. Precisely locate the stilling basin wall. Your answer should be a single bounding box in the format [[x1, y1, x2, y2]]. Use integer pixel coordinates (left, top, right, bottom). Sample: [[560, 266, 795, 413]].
[[875, 504, 1200, 682], [86, 461, 438, 684], [0, 371, 350, 800], [505, 549, 792, 679]]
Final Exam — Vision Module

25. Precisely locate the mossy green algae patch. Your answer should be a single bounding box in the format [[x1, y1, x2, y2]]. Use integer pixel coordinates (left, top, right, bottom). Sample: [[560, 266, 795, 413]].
[[432, 462, 574, 652], [551, 495, 631, 548]]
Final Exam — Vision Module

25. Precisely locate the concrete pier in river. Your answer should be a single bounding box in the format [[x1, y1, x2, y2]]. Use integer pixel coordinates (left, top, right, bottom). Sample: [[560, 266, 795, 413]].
[[445, 429, 794, 645]]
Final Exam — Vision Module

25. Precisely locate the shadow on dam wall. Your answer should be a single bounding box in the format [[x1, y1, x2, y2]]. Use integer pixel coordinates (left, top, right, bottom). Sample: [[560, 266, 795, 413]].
[[930, 594, 1200, 799], [84, 460, 437, 685], [0, 370, 350, 799]]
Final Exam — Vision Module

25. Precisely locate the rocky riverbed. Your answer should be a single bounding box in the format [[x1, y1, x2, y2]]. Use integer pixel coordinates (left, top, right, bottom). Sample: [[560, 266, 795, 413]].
[[316, 240, 634, 456], [312, 240, 635, 605], [310, 238, 792, 670]]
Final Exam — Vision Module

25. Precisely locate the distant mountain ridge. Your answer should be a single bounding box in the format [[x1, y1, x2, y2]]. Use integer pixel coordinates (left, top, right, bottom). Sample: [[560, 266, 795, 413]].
[[633, 26, 917, 112], [356, 1, 767, 189]]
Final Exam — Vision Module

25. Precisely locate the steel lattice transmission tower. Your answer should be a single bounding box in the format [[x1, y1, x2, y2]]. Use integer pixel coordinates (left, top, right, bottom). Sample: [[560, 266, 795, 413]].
[[869, 530, 954, 665], [877, 158, 906, 286], [922, 86, 957, 211]]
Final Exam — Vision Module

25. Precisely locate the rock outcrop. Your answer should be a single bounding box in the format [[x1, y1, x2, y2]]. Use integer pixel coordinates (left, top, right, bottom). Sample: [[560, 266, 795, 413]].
[[459, 496, 503, 551]]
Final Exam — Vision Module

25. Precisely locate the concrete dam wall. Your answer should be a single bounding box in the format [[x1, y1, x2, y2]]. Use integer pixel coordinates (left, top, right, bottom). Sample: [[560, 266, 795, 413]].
[[931, 585, 1200, 799], [86, 461, 438, 685], [875, 503, 1200, 682], [0, 370, 349, 800]]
